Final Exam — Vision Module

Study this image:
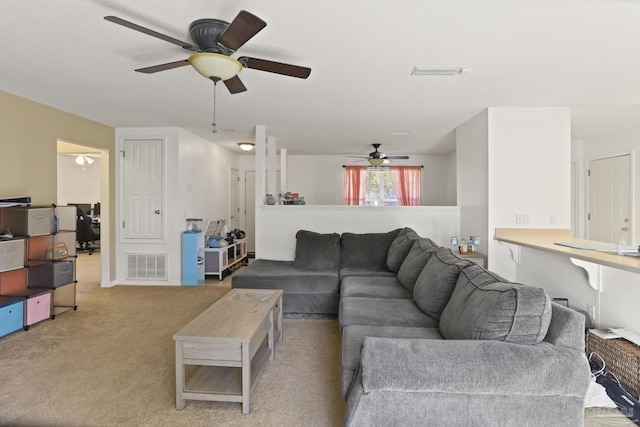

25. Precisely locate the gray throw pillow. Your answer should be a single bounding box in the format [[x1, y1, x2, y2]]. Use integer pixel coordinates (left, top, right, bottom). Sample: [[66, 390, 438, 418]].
[[413, 247, 471, 320], [386, 227, 420, 272], [292, 230, 341, 271], [439, 264, 552, 345], [341, 229, 401, 270], [396, 238, 438, 291]]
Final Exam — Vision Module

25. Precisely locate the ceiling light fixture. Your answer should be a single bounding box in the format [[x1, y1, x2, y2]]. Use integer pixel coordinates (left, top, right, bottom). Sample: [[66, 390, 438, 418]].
[[188, 53, 243, 81], [238, 142, 255, 152], [368, 158, 384, 167], [411, 66, 466, 76], [188, 53, 244, 134], [73, 154, 95, 166]]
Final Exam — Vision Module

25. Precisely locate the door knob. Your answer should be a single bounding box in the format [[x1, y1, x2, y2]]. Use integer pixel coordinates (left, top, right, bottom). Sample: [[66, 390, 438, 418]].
[[621, 226, 629, 232], [154, 210, 160, 214]]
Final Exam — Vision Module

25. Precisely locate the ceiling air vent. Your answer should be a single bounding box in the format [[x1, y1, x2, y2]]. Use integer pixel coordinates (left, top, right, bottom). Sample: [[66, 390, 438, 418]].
[[411, 66, 466, 76]]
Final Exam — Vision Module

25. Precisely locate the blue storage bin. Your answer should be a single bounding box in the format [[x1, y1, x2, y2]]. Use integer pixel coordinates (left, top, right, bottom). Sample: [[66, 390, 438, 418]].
[[0, 299, 24, 337]]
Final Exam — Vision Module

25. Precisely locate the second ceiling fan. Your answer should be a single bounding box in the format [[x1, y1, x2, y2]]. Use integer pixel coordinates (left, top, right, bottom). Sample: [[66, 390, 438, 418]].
[[348, 144, 410, 166], [104, 9, 311, 94]]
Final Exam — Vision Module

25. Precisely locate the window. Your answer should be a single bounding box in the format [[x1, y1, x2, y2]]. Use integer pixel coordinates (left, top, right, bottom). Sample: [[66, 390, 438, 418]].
[[365, 168, 398, 206], [344, 166, 421, 206]]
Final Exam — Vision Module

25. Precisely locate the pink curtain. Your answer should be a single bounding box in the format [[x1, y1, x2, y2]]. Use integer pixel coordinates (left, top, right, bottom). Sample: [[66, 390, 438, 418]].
[[389, 166, 421, 206], [343, 166, 367, 205]]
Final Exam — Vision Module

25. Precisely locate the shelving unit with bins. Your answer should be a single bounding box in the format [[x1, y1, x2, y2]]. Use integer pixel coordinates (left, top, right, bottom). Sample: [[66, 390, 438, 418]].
[[204, 238, 247, 280], [181, 231, 205, 286], [0, 205, 77, 335]]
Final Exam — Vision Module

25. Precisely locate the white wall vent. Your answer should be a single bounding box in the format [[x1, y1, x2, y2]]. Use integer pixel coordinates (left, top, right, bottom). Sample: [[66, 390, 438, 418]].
[[126, 253, 168, 280]]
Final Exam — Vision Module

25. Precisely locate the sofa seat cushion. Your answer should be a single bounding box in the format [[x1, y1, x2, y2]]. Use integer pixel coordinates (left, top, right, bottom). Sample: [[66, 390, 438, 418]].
[[440, 264, 552, 345], [386, 227, 420, 272], [341, 276, 412, 300], [339, 297, 439, 329], [340, 268, 397, 280], [341, 325, 442, 396], [396, 238, 439, 291], [413, 247, 473, 320], [292, 230, 341, 271], [232, 259, 340, 294], [340, 230, 401, 270]]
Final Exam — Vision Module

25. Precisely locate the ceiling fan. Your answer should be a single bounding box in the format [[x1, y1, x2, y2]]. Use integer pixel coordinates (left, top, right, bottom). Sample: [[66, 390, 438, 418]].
[[348, 144, 410, 166], [104, 10, 311, 94]]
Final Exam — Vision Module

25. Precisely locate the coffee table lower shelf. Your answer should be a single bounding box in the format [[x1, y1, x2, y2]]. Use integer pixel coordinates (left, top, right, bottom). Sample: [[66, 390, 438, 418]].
[[182, 340, 270, 403]]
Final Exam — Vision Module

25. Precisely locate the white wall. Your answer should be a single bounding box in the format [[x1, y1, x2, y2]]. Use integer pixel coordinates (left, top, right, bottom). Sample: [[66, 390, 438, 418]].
[[114, 127, 238, 285], [256, 205, 460, 260], [283, 154, 456, 206], [57, 155, 101, 207], [456, 107, 572, 281], [490, 108, 572, 280], [456, 110, 489, 255]]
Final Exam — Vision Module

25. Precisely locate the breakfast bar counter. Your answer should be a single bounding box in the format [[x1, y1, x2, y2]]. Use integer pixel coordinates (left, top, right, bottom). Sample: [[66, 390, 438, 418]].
[[494, 228, 640, 275]]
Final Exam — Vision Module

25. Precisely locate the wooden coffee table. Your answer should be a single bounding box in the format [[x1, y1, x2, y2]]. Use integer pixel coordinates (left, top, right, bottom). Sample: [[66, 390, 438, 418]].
[[173, 288, 283, 413]]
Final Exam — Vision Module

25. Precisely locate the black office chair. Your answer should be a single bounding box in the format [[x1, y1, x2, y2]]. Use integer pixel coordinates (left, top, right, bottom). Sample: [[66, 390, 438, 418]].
[[76, 207, 98, 254]]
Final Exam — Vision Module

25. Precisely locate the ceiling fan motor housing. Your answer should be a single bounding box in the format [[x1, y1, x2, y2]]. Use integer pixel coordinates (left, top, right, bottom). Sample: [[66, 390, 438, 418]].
[[189, 19, 232, 55]]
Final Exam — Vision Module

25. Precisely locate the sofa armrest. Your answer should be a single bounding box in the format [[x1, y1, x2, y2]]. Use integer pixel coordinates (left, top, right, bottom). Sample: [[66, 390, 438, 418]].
[[360, 337, 590, 397]]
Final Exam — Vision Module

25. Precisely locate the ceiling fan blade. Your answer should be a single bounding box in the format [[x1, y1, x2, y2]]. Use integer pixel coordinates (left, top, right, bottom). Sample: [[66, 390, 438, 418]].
[[104, 16, 198, 51], [385, 155, 410, 160], [239, 56, 311, 79], [135, 60, 190, 74], [224, 75, 248, 94], [218, 10, 267, 52]]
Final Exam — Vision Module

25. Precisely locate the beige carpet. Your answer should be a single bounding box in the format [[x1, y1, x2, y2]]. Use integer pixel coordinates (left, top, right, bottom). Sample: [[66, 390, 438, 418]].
[[2, 254, 633, 427], [0, 254, 344, 426]]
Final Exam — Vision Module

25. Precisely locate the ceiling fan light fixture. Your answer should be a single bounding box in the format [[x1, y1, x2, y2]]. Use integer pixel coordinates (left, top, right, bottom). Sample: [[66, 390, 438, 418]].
[[189, 52, 242, 81], [368, 158, 384, 167], [238, 142, 255, 152], [75, 155, 85, 165]]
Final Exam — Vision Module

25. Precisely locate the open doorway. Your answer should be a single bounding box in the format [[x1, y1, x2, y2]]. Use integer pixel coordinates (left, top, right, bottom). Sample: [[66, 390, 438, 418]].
[[57, 140, 104, 287]]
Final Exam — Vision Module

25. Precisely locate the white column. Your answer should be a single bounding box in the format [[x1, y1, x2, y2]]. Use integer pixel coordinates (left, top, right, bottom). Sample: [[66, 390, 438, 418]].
[[280, 148, 287, 194], [267, 136, 277, 196], [255, 125, 267, 208]]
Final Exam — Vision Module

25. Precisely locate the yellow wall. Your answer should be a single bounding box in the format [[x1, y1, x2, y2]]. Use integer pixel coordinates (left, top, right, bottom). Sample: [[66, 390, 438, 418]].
[[0, 90, 115, 279]]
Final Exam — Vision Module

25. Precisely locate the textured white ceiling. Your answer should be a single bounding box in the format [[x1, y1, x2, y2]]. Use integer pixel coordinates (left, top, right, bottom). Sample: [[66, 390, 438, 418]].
[[2, 0, 639, 156]]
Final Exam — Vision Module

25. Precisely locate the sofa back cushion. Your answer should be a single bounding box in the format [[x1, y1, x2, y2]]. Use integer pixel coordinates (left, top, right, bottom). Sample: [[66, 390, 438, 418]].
[[340, 229, 401, 270], [396, 238, 439, 291], [293, 230, 341, 271], [439, 264, 552, 345], [386, 227, 420, 272], [413, 247, 472, 320]]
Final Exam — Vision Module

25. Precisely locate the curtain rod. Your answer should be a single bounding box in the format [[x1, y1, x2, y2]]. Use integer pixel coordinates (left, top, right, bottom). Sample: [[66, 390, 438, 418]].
[[342, 165, 424, 168]]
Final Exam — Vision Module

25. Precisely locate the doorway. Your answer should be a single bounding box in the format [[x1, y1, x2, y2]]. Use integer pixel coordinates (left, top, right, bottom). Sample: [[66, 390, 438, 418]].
[[588, 153, 633, 244], [56, 140, 106, 285]]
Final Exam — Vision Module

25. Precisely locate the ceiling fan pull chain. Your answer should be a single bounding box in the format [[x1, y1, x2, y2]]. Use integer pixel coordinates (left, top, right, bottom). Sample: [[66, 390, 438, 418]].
[[212, 81, 218, 133]]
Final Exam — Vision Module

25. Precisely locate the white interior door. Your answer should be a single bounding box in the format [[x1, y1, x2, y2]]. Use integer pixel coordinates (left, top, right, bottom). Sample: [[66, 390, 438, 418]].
[[588, 154, 631, 244], [122, 138, 164, 240]]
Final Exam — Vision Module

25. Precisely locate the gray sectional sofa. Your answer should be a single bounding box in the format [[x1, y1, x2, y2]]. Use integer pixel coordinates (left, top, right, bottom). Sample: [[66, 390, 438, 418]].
[[232, 228, 591, 426]]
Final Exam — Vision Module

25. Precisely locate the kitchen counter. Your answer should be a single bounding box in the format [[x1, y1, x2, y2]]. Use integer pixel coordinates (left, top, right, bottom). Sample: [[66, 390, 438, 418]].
[[494, 228, 640, 275]]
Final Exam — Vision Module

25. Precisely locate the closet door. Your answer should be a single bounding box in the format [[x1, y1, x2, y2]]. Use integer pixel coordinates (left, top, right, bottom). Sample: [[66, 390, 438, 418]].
[[121, 138, 164, 240]]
